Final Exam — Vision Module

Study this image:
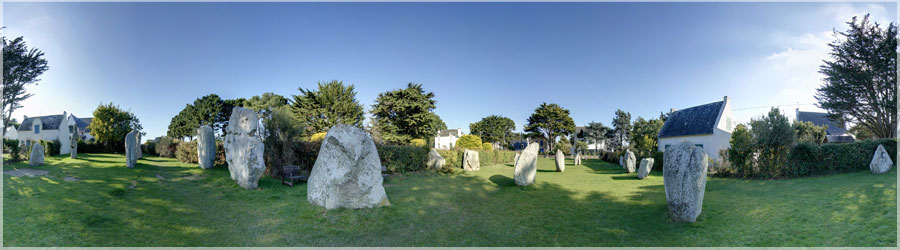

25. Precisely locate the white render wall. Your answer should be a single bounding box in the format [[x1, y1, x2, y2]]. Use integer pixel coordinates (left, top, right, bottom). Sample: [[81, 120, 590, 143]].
[[3, 126, 18, 140], [16, 117, 73, 155], [434, 135, 459, 150], [658, 129, 731, 161]]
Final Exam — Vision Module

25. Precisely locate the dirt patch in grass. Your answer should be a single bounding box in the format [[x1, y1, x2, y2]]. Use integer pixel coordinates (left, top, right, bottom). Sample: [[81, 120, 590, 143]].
[[3, 168, 50, 178]]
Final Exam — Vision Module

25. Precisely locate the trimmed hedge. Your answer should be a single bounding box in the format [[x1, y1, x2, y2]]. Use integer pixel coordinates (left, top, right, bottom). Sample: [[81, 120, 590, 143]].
[[378, 145, 428, 173], [787, 138, 897, 178], [437, 149, 516, 170]]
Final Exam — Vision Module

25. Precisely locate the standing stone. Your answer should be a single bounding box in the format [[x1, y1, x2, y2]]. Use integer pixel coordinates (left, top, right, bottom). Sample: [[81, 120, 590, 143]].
[[427, 148, 446, 170], [463, 149, 480, 171], [514, 153, 521, 165], [870, 144, 893, 174], [514, 143, 540, 186], [136, 133, 143, 159], [224, 107, 265, 189], [625, 150, 636, 173], [574, 152, 582, 166], [70, 132, 78, 159], [638, 158, 654, 179], [28, 143, 44, 166], [555, 149, 565, 172], [197, 125, 216, 169], [125, 130, 138, 168], [307, 124, 390, 209], [663, 142, 708, 223], [619, 156, 625, 168]]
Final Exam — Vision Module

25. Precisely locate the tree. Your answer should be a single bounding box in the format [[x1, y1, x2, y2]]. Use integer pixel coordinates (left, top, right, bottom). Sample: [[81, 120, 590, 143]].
[[168, 104, 199, 140], [456, 135, 482, 150], [262, 105, 305, 176], [2, 36, 49, 128], [221, 97, 247, 135], [848, 124, 874, 140], [583, 121, 610, 153], [292, 80, 365, 135], [556, 137, 572, 155], [792, 121, 827, 145], [193, 94, 225, 131], [524, 103, 575, 154], [727, 124, 755, 178], [6, 118, 19, 129], [816, 14, 897, 138], [469, 115, 515, 146], [749, 108, 794, 178], [371, 83, 444, 145], [88, 103, 142, 152], [611, 109, 632, 150], [245, 92, 288, 114], [630, 117, 665, 154]]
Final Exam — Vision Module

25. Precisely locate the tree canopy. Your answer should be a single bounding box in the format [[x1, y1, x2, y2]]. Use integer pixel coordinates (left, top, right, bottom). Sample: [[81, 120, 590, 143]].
[[630, 117, 664, 154], [245, 92, 288, 114], [2, 36, 49, 128], [816, 14, 897, 138], [371, 83, 445, 145], [167, 94, 245, 139], [469, 115, 515, 146], [88, 103, 142, 152], [583, 121, 611, 152], [610, 109, 632, 150], [524, 103, 575, 153], [292, 80, 365, 135]]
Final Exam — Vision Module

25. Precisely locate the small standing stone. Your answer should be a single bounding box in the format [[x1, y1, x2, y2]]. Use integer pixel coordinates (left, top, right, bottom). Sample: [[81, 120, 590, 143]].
[[625, 150, 636, 173], [28, 143, 44, 166], [574, 152, 582, 166], [125, 130, 138, 168], [619, 156, 625, 169], [663, 142, 708, 223], [427, 148, 446, 170], [514, 143, 540, 186], [197, 125, 216, 169], [70, 132, 78, 159], [870, 144, 893, 174], [555, 149, 565, 172], [637, 158, 654, 179], [463, 149, 480, 171]]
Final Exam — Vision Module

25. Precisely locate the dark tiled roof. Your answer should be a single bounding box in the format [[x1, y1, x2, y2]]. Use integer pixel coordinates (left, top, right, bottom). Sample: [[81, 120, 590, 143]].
[[796, 111, 847, 135], [18, 114, 66, 131], [77, 118, 92, 132], [658, 101, 724, 138], [437, 129, 461, 137]]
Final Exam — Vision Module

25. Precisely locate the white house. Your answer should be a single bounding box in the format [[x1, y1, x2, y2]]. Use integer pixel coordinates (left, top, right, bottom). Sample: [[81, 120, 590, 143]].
[[17, 112, 93, 155], [795, 109, 855, 143], [571, 126, 607, 154], [4, 126, 18, 140], [434, 128, 463, 150], [657, 96, 733, 161]]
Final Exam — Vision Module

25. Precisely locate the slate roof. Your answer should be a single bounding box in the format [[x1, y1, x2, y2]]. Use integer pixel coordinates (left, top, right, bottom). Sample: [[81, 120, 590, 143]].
[[825, 135, 855, 143], [18, 114, 66, 131], [658, 101, 725, 138], [437, 129, 462, 137], [796, 111, 847, 135], [77, 118, 92, 132]]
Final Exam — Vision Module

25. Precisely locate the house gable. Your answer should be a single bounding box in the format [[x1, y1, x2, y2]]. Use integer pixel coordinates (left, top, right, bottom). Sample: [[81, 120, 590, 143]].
[[658, 99, 726, 139]]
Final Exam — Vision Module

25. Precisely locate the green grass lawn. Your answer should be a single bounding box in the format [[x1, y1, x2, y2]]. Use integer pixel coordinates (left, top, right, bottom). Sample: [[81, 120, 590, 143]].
[[3, 153, 896, 247]]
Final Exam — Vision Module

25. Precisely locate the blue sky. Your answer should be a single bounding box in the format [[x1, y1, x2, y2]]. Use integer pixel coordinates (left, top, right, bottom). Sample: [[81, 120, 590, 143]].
[[3, 2, 896, 140]]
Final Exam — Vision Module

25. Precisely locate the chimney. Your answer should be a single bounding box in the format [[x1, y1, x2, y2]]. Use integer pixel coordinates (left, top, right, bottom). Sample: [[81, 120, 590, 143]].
[[63, 111, 67, 117], [669, 108, 676, 113]]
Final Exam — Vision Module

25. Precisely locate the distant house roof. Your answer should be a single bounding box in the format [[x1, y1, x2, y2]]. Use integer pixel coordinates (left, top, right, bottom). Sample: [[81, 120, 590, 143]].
[[796, 111, 847, 135], [658, 100, 725, 138], [76, 117, 92, 132], [437, 129, 462, 137], [18, 114, 66, 131], [825, 135, 855, 143]]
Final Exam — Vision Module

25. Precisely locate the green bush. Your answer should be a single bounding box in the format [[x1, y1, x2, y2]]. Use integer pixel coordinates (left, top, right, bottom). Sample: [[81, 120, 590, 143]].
[[155, 136, 178, 158], [262, 106, 306, 177], [436, 149, 515, 169], [377, 145, 428, 173], [40, 140, 61, 156], [3, 139, 21, 161], [456, 135, 482, 150], [787, 138, 897, 177], [409, 139, 426, 147], [600, 150, 623, 163], [175, 141, 198, 163], [437, 149, 463, 170], [481, 142, 493, 151], [77, 141, 108, 154], [651, 150, 664, 171], [727, 124, 755, 178], [144, 140, 157, 156]]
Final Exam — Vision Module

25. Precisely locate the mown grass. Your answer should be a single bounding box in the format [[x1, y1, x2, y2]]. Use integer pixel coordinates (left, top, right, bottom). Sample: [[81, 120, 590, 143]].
[[3, 153, 896, 247]]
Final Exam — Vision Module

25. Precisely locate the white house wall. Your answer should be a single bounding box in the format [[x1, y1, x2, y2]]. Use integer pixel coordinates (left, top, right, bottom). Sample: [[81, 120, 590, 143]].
[[657, 128, 731, 161]]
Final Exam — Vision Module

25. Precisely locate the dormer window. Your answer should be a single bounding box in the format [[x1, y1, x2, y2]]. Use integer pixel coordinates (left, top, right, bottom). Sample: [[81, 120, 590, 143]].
[[34, 125, 40, 134]]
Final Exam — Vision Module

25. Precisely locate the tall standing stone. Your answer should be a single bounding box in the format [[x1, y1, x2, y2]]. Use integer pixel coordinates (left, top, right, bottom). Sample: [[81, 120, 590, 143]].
[[514, 142, 539, 186], [463, 149, 480, 171], [125, 130, 138, 168], [28, 143, 44, 166], [637, 158, 654, 179], [224, 107, 265, 189], [663, 142, 708, 223], [619, 156, 625, 169], [136, 133, 143, 159], [514, 153, 521, 166], [307, 124, 390, 209], [574, 152, 582, 166], [427, 148, 446, 170], [70, 132, 78, 159], [625, 150, 636, 173], [555, 149, 565, 172], [197, 125, 216, 169], [870, 144, 893, 174]]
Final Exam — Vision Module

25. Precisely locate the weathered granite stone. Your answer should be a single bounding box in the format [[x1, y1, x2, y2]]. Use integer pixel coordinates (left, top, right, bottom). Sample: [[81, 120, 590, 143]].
[[224, 107, 265, 189], [28, 143, 44, 166], [514, 153, 521, 165], [638, 158, 654, 179], [197, 125, 216, 169], [136, 133, 143, 159], [870, 144, 893, 174], [625, 150, 636, 173], [514, 143, 539, 186], [427, 148, 446, 170], [125, 130, 138, 168], [663, 142, 708, 223], [70, 132, 78, 159], [555, 149, 565, 172], [307, 124, 390, 209], [574, 152, 582, 166], [619, 156, 625, 168], [463, 149, 480, 171]]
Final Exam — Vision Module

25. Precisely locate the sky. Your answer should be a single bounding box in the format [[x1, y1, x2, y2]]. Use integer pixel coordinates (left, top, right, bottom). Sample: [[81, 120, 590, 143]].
[[2, 2, 897, 141]]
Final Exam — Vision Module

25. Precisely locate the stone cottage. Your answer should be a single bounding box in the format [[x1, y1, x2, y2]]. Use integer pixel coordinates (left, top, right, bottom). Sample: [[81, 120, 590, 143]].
[[657, 96, 733, 161]]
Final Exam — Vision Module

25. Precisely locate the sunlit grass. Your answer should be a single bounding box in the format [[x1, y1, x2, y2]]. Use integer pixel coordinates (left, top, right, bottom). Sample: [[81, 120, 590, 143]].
[[3, 153, 896, 246]]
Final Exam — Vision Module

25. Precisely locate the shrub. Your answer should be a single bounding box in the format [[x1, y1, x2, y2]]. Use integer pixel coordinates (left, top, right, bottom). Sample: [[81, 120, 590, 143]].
[[456, 135, 482, 150], [155, 136, 178, 158], [409, 138, 426, 147], [575, 141, 588, 154], [262, 105, 305, 177], [144, 140, 157, 156], [556, 137, 572, 155], [600, 150, 623, 163], [310, 132, 327, 142], [378, 145, 428, 173], [176, 141, 198, 163], [77, 141, 108, 154], [40, 140, 61, 157], [3, 139, 21, 161], [749, 108, 793, 178], [727, 124, 755, 178], [787, 138, 897, 177], [215, 140, 226, 166], [793, 121, 827, 145], [651, 150, 664, 171], [481, 142, 493, 151], [436, 149, 515, 170]]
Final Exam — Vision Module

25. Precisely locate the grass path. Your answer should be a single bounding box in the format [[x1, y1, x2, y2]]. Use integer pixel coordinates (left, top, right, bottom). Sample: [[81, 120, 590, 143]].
[[3, 153, 896, 246]]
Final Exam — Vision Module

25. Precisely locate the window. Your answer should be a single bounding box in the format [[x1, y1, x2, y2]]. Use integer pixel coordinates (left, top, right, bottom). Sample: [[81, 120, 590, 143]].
[[34, 125, 40, 134], [69, 125, 74, 134]]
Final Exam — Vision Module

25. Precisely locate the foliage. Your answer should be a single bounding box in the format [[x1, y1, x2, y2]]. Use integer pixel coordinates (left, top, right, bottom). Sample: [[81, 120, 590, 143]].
[[167, 94, 245, 139], [481, 142, 493, 151], [816, 14, 897, 138], [793, 121, 827, 145], [409, 138, 426, 147], [556, 137, 572, 155], [848, 124, 875, 140], [77, 141, 108, 154], [175, 141, 198, 164], [575, 141, 588, 154], [469, 115, 515, 146], [436, 149, 516, 171], [310, 132, 327, 142], [245, 92, 288, 115], [168, 104, 199, 140], [727, 124, 755, 178], [3, 139, 21, 161], [583, 121, 610, 153], [610, 109, 632, 151], [25, 140, 60, 158], [88, 103, 142, 152], [292, 80, 365, 135], [377, 145, 429, 173], [371, 83, 444, 145], [630, 117, 664, 155], [651, 150, 664, 171], [785, 138, 897, 178], [524, 103, 575, 154], [748, 108, 794, 178], [154, 136, 178, 158], [143, 140, 156, 156], [2, 36, 49, 128], [262, 105, 306, 177], [455, 135, 482, 150]]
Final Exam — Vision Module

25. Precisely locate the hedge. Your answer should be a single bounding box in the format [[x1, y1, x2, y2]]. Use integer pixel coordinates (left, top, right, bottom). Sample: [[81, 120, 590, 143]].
[[175, 140, 227, 166], [786, 138, 896, 178], [436, 149, 516, 170], [378, 145, 429, 173]]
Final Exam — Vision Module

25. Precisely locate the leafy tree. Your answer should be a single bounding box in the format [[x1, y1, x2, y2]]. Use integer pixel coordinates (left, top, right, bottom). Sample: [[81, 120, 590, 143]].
[[193, 94, 225, 131], [575, 141, 588, 154], [469, 115, 515, 146], [848, 124, 874, 140], [727, 124, 755, 178], [6, 118, 19, 129], [246, 92, 288, 114], [168, 94, 247, 139], [88, 103, 142, 152], [792, 121, 827, 145], [456, 135, 482, 150], [481, 142, 493, 151], [749, 108, 794, 178], [371, 83, 445, 145], [2, 36, 49, 128], [221, 97, 247, 135], [816, 14, 897, 138], [409, 138, 426, 147], [630, 117, 665, 154], [524, 103, 575, 154], [556, 137, 572, 155], [611, 109, 632, 150], [583, 121, 610, 153], [168, 104, 199, 140], [262, 105, 305, 176], [292, 80, 365, 135]]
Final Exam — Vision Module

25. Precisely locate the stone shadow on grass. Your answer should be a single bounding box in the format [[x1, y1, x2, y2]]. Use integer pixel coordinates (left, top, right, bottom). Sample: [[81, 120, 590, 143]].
[[488, 174, 515, 187]]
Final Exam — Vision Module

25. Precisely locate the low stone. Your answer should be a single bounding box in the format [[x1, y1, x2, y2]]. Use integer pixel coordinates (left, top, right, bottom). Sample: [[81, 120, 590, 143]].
[[197, 125, 216, 169], [307, 124, 390, 209], [463, 149, 480, 171], [555, 149, 565, 172], [514, 143, 540, 186], [125, 130, 138, 168], [574, 152, 582, 166], [663, 142, 708, 223], [870, 144, 893, 174], [28, 143, 44, 166], [224, 107, 266, 189], [625, 150, 636, 173], [637, 158, 654, 179], [427, 148, 446, 170]]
